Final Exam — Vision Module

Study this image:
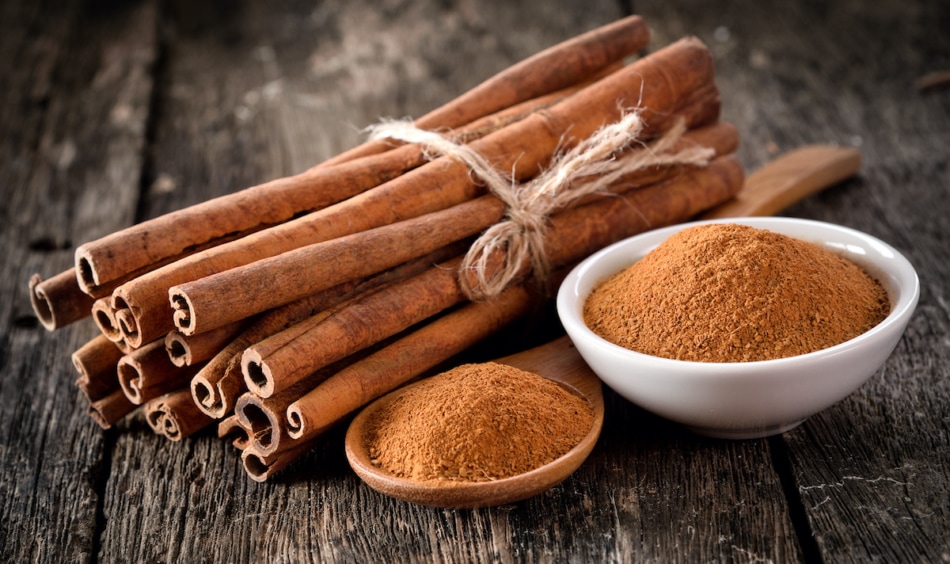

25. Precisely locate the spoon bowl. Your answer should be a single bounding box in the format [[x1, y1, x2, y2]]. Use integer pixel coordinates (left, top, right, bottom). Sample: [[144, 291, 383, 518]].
[[345, 337, 604, 508]]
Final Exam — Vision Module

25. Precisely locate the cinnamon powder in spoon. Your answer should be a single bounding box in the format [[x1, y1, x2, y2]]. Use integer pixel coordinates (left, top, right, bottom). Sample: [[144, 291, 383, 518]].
[[583, 223, 890, 362], [365, 362, 593, 482]]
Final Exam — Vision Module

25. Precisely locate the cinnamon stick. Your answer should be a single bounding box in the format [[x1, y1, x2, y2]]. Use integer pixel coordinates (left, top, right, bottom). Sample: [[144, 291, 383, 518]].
[[168, 196, 507, 336], [676, 122, 740, 162], [234, 391, 292, 457], [242, 256, 467, 399], [114, 309, 141, 348], [237, 309, 335, 394], [320, 15, 651, 167], [63, 118, 453, 299], [164, 320, 247, 367], [29, 270, 94, 331], [91, 298, 124, 344], [72, 334, 125, 402], [87, 389, 137, 430], [192, 354, 246, 421], [118, 340, 202, 405], [241, 437, 320, 483], [285, 283, 536, 443], [74, 18, 649, 298], [144, 388, 214, 441], [112, 37, 718, 347], [218, 414, 250, 450], [446, 74, 611, 145]]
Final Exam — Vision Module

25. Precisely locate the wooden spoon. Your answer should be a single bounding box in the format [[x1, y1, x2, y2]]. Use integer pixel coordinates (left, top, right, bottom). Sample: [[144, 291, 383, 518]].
[[344, 144, 861, 508], [344, 336, 604, 509], [700, 144, 861, 219]]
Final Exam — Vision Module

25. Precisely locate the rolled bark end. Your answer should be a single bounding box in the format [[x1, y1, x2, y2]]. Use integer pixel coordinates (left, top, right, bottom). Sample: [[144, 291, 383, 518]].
[[241, 439, 317, 482], [117, 358, 145, 405], [71, 335, 125, 402], [190, 355, 249, 419], [28, 270, 94, 331], [169, 291, 195, 334], [75, 248, 101, 296], [236, 395, 280, 455], [114, 307, 144, 349], [191, 376, 224, 418], [71, 355, 88, 381], [144, 389, 212, 441], [145, 401, 183, 440], [91, 299, 123, 342], [28, 274, 56, 331], [164, 332, 191, 367], [218, 414, 250, 450], [285, 406, 305, 439], [241, 450, 274, 483], [87, 389, 137, 429], [241, 350, 273, 397]]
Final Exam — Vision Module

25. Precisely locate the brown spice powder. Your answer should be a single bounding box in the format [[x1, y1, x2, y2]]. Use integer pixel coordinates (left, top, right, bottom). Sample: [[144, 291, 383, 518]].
[[365, 362, 594, 482], [583, 223, 890, 362]]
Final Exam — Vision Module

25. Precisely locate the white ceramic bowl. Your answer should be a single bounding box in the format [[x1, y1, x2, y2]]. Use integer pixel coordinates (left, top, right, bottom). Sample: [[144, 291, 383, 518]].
[[557, 217, 920, 439]]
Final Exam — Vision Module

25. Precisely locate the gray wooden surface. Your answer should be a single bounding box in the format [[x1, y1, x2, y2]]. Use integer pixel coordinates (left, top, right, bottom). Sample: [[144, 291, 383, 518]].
[[2, 0, 947, 562]]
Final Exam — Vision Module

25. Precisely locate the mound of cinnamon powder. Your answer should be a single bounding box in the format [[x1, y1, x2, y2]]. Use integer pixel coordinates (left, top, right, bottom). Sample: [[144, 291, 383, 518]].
[[583, 223, 890, 362], [365, 362, 594, 482]]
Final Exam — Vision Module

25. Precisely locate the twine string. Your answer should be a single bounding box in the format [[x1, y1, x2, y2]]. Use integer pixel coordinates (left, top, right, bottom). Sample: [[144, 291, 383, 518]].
[[366, 112, 715, 300]]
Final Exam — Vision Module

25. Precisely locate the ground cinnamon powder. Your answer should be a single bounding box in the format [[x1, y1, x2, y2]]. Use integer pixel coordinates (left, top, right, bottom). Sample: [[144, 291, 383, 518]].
[[583, 223, 890, 362], [365, 362, 594, 482]]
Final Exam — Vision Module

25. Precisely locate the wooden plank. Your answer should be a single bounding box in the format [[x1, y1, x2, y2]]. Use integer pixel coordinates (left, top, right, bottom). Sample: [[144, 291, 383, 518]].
[[636, 0, 950, 561], [3, 0, 946, 561], [0, 0, 159, 562]]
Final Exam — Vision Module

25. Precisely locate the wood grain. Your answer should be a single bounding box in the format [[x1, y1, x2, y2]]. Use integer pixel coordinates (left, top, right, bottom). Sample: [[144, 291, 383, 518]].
[[0, 2, 157, 563], [1, 0, 947, 561]]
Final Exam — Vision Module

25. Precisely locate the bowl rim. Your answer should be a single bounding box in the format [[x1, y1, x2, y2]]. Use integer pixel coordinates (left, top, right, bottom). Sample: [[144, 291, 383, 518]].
[[557, 217, 921, 372]]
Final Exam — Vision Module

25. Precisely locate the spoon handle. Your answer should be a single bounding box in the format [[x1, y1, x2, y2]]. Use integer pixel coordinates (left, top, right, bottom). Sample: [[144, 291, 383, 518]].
[[495, 336, 604, 406], [701, 144, 861, 219]]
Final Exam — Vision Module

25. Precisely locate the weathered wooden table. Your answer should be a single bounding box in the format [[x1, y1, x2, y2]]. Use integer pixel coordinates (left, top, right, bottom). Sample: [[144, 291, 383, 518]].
[[2, 0, 947, 561]]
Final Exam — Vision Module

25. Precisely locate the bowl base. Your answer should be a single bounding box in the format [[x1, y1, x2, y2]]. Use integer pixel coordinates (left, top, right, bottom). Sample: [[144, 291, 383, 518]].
[[685, 419, 806, 440]]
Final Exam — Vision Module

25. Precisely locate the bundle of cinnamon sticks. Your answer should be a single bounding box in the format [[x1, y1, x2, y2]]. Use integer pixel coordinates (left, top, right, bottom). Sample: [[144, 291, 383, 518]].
[[29, 16, 748, 481]]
